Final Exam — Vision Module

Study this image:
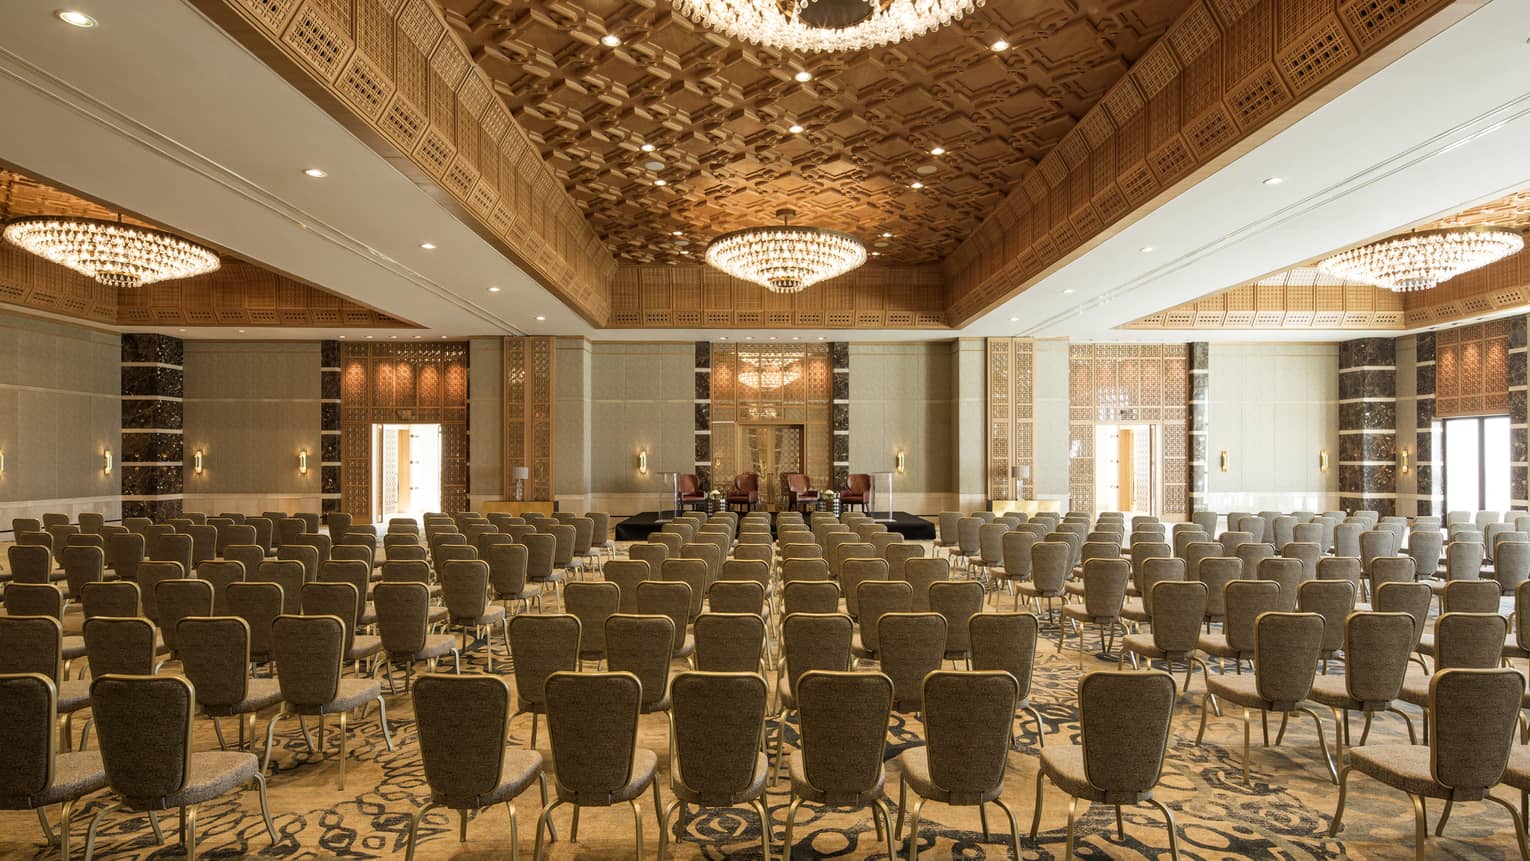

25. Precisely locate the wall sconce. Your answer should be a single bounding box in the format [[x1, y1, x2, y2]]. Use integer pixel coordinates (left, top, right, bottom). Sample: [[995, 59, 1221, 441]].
[[1399, 447, 1410, 474], [511, 466, 529, 502], [1, 448, 5, 477], [1219, 450, 1229, 473], [193, 449, 204, 475], [895, 450, 906, 474], [103, 449, 112, 475], [638, 449, 649, 475], [1319, 450, 1330, 473], [298, 449, 309, 476]]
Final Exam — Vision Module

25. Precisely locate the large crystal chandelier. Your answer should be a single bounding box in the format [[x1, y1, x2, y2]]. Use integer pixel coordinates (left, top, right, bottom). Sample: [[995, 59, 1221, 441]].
[[672, 0, 980, 53], [737, 354, 802, 390], [2, 216, 221, 288], [1318, 227, 1524, 293], [705, 209, 865, 293]]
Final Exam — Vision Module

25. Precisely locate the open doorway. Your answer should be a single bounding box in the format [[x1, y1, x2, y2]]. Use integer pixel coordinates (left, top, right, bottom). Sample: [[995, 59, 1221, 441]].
[[1442, 415, 1510, 513], [1093, 423, 1161, 518], [373, 423, 442, 524]]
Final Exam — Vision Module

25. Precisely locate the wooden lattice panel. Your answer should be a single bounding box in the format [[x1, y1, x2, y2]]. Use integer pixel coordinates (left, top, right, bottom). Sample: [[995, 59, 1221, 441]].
[[945, 0, 1453, 325], [1067, 343, 1190, 518], [201, 0, 615, 325], [502, 336, 555, 502], [1436, 320, 1511, 418], [986, 338, 1036, 500], [340, 342, 471, 520], [710, 344, 833, 507]]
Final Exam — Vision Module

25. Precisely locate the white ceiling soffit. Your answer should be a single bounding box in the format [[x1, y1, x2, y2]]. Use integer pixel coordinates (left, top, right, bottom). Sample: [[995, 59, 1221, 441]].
[[0, 0, 591, 340], [978, 0, 1530, 343]]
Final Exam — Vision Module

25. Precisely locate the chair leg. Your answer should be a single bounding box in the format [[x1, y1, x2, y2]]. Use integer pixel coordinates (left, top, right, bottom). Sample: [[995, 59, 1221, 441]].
[[903, 797, 923, 861], [657, 798, 680, 859], [993, 797, 1022, 859], [376, 695, 396, 750], [338, 711, 349, 790], [628, 799, 644, 861], [1146, 798, 1182, 861], [1025, 706, 1046, 749], [1193, 693, 1214, 745], [749, 798, 771, 861], [894, 778, 907, 839], [1029, 770, 1047, 838], [1486, 793, 1530, 861], [81, 800, 122, 861], [261, 712, 286, 776], [1065, 796, 1080, 861], [1328, 767, 1352, 836], [873, 798, 897, 860], [506, 802, 520, 861], [1387, 706, 1418, 745], [57, 799, 74, 861], [782, 796, 803, 861], [253, 771, 279, 846], [537, 772, 557, 844], [1410, 794, 1428, 861], [183, 804, 198, 861], [532, 799, 562, 861], [35, 807, 55, 847], [1301, 707, 1339, 784], [980, 801, 991, 842], [1435, 799, 1453, 836], [1274, 712, 1290, 746], [1241, 708, 1252, 786]]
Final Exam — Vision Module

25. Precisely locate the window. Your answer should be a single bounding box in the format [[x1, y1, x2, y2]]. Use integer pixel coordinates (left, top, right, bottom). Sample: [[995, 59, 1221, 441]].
[[1442, 415, 1510, 513]]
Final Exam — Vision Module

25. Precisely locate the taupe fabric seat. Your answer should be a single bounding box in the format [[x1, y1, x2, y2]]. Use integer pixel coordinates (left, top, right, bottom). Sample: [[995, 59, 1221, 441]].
[[782, 580, 841, 616], [895, 671, 1021, 860], [1399, 613, 1509, 740], [1309, 611, 1418, 754], [1031, 670, 1181, 860], [693, 612, 766, 673], [605, 614, 676, 728], [1196, 612, 1336, 785], [876, 613, 947, 713], [0, 672, 110, 861], [177, 617, 284, 751], [83, 676, 276, 857], [533, 672, 659, 859], [635, 581, 695, 662], [1119, 580, 1211, 691], [261, 614, 395, 789], [1298, 579, 1356, 673], [1121, 557, 1185, 624], [603, 559, 650, 614], [660, 558, 709, 622], [301, 581, 382, 670], [374, 582, 459, 689], [442, 560, 509, 672], [971, 612, 1045, 749], [226, 582, 282, 669], [1197, 579, 1281, 672], [1330, 668, 1528, 861], [928, 579, 984, 665], [782, 671, 896, 861], [1059, 558, 1129, 666], [508, 614, 580, 750], [155, 578, 213, 660], [772, 613, 854, 785], [404, 674, 548, 861], [564, 582, 620, 666], [658, 671, 771, 859], [852, 580, 913, 660]]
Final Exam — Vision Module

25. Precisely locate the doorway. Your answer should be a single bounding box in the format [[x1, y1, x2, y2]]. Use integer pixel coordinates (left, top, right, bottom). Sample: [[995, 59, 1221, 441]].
[[1093, 423, 1160, 518], [1442, 415, 1510, 513], [372, 423, 442, 524], [738, 423, 804, 510]]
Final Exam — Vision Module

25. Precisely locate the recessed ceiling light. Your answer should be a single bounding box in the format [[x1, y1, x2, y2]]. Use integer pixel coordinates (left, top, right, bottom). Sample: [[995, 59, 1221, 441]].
[[792, 336, 799, 340], [237, 329, 246, 334], [366, 335, 373, 339], [909, 181, 923, 189], [817, 336, 824, 341], [488, 286, 501, 293], [178, 328, 186, 332], [882, 232, 894, 238], [788, 124, 804, 134], [930, 146, 945, 156], [1010, 316, 1019, 322], [414, 335, 422, 339], [745, 336, 753, 340], [56, 10, 96, 27], [871, 252, 881, 256], [1063, 288, 1075, 294], [600, 33, 621, 47], [441, 336, 448, 339], [339, 335, 347, 339], [1139, 246, 1154, 253], [535, 315, 546, 321], [420, 242, 436, 250], [990, 39, 1009, 52], [681, 250, 690, 255], [389, 335, 397, 339], [653, 179, 667, 186], [640, 143, 656, 152], [769, 336, 777, 340], [794, 70, 813, 82], [643, 160, 666, 171], [672, 230, 684, 236], [1262, 176, 1285, 186], [303, 168, 328, 178]]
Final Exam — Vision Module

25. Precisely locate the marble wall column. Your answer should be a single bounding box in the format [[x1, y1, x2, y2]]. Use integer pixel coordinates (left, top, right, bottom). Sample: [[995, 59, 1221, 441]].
[[1188, 342, 1209, 516], [320, 340, 341, 514], [1338, 338, 1397, 516], [694, 341, 711, 492], [831, 342, 849, 490], [1511, 317, 1527, 510], [1413, 334, 1437, 516], [120, 333, 184, 520]]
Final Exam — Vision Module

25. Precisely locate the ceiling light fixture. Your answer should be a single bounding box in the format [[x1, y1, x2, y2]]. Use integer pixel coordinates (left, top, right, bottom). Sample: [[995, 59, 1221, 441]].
[[303, 168, 328, 178], [794, 70, 813, 82], [704, 207, 866, 294], [882, 232, 894, 238], [1319, 227, 1525, 292], [929, 146, 945, 156], [673, 230, 684, 236], [990, 39, 1009, 52], [1062, 288, 1075, 294], [736, 355, 800, 389], [535, 315, 547, 321], [1262, 176, 1284, 186], [420, 242, 436, 250], [788, 123, 805, 134], [674, 0, 984, 52], [640, 143, 656, 152], [56, 10, 96, 27], [909, 181, 923, 189], [653, 179, 667, 186], [488, 286, 501, 293], [1, 216, 220, 288], [1139, 246, 1154, 253], [600, 33, 622, 47]]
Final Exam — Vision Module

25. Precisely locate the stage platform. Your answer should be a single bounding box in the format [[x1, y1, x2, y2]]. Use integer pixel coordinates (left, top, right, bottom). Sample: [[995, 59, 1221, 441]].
[[615, 511, 934, 542]]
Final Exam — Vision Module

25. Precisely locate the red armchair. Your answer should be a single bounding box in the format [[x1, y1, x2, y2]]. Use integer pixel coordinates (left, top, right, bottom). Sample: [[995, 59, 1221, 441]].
[[840, 473, 871, 512], [783, 473, 819, 512], [726, 473, 760, 512], [676, 473, 706, 510]]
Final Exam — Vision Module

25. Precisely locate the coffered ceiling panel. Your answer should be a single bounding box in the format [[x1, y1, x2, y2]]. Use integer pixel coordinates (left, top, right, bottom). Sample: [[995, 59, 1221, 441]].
[[440, 0, 1192, 265]]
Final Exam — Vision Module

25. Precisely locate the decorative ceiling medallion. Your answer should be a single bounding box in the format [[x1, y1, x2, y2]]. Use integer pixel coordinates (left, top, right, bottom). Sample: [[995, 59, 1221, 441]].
[[705, 208, 866, 293], [2, 216, 220, 288], [672, 0, 983, 53], [1318, 227, 1524, 293]]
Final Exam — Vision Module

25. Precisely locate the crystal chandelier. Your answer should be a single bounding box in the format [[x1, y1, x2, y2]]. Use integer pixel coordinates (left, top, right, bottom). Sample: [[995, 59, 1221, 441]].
[[705, 209, 865, 293], [2, 216, 221, 288], [672, 0, 980, 52], [1318, 227, 1524, 293], [737, 354, 802, 390]]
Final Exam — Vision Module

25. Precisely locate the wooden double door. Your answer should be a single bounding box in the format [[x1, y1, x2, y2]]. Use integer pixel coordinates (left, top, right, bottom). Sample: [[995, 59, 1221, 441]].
[[738, 422, 803, 511]]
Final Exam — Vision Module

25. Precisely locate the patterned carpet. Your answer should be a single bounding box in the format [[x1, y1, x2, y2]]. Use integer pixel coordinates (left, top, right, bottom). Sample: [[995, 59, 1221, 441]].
[[2, 587, 1525, 859]]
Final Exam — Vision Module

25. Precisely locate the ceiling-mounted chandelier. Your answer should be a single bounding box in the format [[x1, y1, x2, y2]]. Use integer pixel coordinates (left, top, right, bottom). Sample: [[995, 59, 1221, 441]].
[[705, 208, 865, 293], [672, 0, 979, 52], [737, 354, 802, 390], [1318, 226, 1524, 293], [2, 215, 221, 288]]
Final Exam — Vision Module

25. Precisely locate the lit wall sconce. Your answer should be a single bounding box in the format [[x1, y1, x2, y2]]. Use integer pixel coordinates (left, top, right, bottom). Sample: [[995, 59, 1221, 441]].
[[193, 449, 204, 475], [1, 448, 5, 477], [298, 449, 309, 476], [638, 449, 649, 475], [1219, 450, 1229, 473], [1399, 447, 1410, 474], [1319, 450, 1330, 473], [895, 450, 906, 474], [103, 448, 112, 475]]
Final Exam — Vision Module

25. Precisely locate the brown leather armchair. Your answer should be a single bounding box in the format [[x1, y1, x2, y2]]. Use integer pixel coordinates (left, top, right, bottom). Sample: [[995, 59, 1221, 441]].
[[726, 473, 760, 512], [840, 473, 871, 511], [783, 473, 819, 512], [677, 473, 706, 510]]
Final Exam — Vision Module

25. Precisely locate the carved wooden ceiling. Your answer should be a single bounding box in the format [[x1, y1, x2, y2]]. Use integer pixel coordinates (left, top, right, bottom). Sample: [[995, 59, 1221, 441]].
[[1126, 188, 1530, 331], [0, 169, 412, 328], [439, 0, 1193, 265]]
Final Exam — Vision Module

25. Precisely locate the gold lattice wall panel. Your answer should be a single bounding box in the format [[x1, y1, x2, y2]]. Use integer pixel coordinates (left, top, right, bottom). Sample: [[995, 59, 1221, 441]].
[[1068, 343, 1189, 518], [711, 344, 833, 508], [502, 336, 555, 502], [1436, 321, 1511, 418], [1124, 267, 1404, 330], [946, 0, 1455, 325], [340, 342, 471, 519], [200, 0, 614, 324], [610, 265, 949, 330], [0, 244, 116, 323], [116, 262, 410, 327], [986, 339, 1036, 501]]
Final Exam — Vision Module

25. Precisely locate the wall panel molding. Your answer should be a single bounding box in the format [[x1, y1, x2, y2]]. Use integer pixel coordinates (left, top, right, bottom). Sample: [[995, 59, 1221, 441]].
[[502, 336, 555, 502]]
